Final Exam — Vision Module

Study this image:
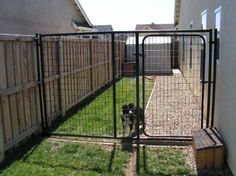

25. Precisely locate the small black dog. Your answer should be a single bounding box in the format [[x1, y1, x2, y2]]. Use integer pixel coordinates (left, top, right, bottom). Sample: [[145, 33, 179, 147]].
[[121, 103, 144, 137]]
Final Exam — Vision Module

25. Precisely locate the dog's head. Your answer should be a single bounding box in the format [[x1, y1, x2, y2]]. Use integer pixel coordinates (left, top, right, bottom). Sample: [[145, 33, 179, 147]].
[[128, 103, 134, 108], [122, 103, 136, 116], [122, 105, 132, 115]]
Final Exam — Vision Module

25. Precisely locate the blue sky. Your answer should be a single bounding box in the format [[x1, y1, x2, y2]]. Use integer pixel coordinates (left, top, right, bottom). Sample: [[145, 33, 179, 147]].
[[79, 0, 175, 30]]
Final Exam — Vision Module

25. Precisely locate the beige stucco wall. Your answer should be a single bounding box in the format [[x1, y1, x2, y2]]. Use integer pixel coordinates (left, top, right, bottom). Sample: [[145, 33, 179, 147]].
[[0, 0, 87, 34], [177, 0, 221, 30], [217, 1, 236, 175], [178, 36, 202, 105], [178, 0, 222, 123], [178, 0, 236, 175]]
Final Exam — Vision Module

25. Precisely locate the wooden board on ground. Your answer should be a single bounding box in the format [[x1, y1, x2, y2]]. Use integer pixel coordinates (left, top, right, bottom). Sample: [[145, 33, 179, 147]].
[[193, 128, 224, 170]]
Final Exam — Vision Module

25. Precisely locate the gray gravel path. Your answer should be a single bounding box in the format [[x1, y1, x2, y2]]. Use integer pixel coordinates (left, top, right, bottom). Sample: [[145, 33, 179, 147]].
[[144, 70, 202, 137]]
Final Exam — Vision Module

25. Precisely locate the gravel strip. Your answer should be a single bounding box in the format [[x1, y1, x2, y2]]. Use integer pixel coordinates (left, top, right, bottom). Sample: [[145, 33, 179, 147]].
[[144, 70, 202, 136]]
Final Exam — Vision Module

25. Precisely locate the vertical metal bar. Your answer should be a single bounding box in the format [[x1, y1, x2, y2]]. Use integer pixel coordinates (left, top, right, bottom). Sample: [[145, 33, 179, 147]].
[[142, 37, 145, 128], [35, 34, 45, 134], [206, 30, 213, 128], [111, 33, 117, 138], [201, 38, 206, 129], [39, 34, 49, 135], [56, 38, 62, 117], [211, 29, 218, 127], [135, 32, 140, 139], [136, 143, 140, 174]]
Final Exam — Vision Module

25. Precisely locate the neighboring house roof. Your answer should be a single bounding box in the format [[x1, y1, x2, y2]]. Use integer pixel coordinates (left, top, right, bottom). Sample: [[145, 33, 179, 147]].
[[174, 0, 181, 26], [135, 23, 174, 31], [95, 25, 113, 32], [74, 0, 93, 28], [73, 0, 96, 31]]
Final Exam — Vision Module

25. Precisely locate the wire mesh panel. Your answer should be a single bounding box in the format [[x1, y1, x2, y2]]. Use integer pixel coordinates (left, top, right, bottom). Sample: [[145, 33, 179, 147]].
[[113, 33, 137, 137], [39, 30, 214, 140], [40, 34, 120, 137], [142, 34, 207, 138]]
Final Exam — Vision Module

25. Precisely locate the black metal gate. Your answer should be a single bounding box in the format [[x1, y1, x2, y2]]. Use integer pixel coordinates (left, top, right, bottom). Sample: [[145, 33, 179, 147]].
[[37, 29, 217, 141]]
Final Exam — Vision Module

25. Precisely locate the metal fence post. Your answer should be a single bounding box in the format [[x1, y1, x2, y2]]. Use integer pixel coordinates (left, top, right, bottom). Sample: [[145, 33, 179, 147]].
[[111, 33, 117, 138], [35, 34, 45, 135], [201, 38, 206, 129], [39, 34, 49, 135], [135, 32, 140, 139], [206, 29, 213, 128], [55, 37, 63, 117], [211, 29, 218, 127]]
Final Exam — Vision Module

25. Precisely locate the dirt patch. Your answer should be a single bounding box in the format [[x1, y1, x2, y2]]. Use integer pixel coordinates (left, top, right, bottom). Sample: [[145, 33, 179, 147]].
[[125, 151, 136, 176]]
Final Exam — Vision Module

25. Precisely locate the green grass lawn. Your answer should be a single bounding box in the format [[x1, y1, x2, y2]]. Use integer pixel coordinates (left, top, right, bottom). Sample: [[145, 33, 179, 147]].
[[138, 146, 196, 176], [0, 140, 129, 176], [54, 77, 154, 137], [0, 141, 197, 176]]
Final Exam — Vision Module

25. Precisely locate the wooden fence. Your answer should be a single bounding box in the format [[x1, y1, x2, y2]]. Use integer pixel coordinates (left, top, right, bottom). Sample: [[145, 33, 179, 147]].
[[0, 34, 125, 153], [41, 37, 124, 126]]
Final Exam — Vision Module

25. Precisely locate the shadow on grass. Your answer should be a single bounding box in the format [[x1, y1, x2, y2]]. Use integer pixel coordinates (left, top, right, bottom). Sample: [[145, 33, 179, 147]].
[[0, 136, 44, 172], [49, 81, 114, 134], [19, 144, 119, 174], [121, 138, 133, 152], [0, 140, 129, 176], [108, 144, 116, 172]]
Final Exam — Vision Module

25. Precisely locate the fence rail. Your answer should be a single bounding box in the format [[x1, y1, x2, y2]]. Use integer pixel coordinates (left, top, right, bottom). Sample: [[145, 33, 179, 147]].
[[0, 34, 124, 151]]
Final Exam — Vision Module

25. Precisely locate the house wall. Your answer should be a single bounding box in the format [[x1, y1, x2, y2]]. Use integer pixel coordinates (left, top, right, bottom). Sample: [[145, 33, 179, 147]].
[[0, 0, 85, 34], [178, 0, 236, 174], [177, 0, 222, 120], [177, 0, 221, 30], [217, 1, 236, 175], [178, 36, 203, 105]]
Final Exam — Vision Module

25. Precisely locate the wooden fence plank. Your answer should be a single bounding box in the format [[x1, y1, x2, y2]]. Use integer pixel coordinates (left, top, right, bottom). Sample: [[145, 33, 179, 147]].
[[0, 41, 6, 158], [0, 101, 4, 163], [31, 41, 41, 125], [27, 42, 36, 128], [59, 38, 66, 116], [22, 42, 31, 129], [6, 41, 19, 138], [14, 42, 26, 133], [19, 42, 28, 132]]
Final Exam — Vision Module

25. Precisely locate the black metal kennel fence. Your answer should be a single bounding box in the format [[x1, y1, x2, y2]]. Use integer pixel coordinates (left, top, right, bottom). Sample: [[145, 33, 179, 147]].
[[36, 29, 217, 141]]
